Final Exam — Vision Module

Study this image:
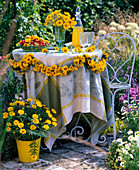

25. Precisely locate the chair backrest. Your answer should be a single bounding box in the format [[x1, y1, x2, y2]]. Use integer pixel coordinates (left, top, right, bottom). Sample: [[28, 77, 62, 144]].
[[96, 32, 136, 85]]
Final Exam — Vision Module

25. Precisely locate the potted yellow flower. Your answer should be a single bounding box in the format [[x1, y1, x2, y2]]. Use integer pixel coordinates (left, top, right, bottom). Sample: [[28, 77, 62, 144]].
[[45, 10, 76, 50], [3, 98, 57, 163]]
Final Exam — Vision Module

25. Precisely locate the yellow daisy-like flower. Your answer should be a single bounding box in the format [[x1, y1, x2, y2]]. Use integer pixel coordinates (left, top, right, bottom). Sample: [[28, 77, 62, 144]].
[[7, 122, 12, 126], [62, 65, 68, 72], [46, 15, 52, 20], [54, 47, 59, 51], [36, 100, 42, 107], [46, 110, 50, 114], [52, 117, 57, 122], [86, 47, 92, 52], [51, 65, 57, 70], [18, 109, 24, 115], [48, 113, 53, 118], [33, 119, 39, 124], [56, 20, 63, 27], [88, 59, 95, 66], [32, 114, 38, 119], [69, 64, 74, 72], [20, 128, 26, 134], [27, 53, 34, 57], [90, 46, 95, 51], [44, 40, 49, 44], [61, 47, 69, 53], [6, 127, 11, 132], [3, 112, 8, 116], [31, 155, 37, 160], [25, 56, 32, 63], [32, 58, 39, 65], [7, 107, 13, 112], [32, 104, 37, 109], [30, 125, 37, 130], [52, 122, 57, 127], [13, 120, 19, 125], [74, 59, 79, 65], [43, 124, 50, 130], [27, 98, 32, 102], [19, 101, 25, 106], [51, 109, 56, 114], [74, 47, 83, 53], [63, 22, 70, 30], [18, 122, 24, 128], [42, 48, 48, 53], [45, 119, 51, 124], [9, 111, 15, 116], [9, 102, 14, 106]]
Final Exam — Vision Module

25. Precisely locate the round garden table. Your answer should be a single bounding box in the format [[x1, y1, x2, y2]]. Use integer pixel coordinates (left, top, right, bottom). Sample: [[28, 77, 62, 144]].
[[12, 48, 113, 151]]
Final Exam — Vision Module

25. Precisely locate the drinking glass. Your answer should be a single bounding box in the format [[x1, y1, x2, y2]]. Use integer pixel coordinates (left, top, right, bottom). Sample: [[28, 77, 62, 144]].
[[87, 32, 95, 47], [79, 32, 88, 48]]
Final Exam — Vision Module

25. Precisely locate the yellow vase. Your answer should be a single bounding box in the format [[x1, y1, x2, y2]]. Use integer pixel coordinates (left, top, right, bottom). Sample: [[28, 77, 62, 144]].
[[16, 137, 41, 163]]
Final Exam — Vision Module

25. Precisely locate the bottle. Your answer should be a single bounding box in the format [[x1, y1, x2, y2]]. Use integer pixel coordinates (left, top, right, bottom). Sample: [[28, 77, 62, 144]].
[[72, 7, 84, 47]]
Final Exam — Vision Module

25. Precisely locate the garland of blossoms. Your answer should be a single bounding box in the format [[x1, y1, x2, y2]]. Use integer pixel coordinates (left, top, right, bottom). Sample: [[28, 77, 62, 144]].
[[6, 50, 109, 76]]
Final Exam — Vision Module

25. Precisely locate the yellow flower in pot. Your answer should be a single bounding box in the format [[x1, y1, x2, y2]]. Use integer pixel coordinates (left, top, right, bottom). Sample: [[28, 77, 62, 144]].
[[3, 98, 57, 163]]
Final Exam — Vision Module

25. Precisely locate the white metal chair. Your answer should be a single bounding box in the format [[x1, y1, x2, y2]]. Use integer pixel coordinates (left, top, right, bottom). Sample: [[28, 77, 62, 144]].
[[96, 32, 136, 140]]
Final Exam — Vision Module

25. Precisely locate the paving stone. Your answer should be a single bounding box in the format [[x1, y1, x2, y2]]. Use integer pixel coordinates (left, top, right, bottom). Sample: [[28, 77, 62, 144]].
[[60, 150, 88, 161], [62, 142, 82, 149], [39, 153, 60, 161], [83, 158, 106, 166], [44, 165, 67, 170], [51, 148, 69, 154], [91, 153, 106, 160], [2, 161, 23, 169], [73, 146, 98, 154], [55, 159, 80, 168]]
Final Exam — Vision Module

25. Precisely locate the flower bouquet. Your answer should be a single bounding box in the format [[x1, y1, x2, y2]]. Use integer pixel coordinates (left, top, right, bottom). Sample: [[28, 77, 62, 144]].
[[45, 10, 76, 51], [3, 98, 57, 162], [16, 35, 50, 52]]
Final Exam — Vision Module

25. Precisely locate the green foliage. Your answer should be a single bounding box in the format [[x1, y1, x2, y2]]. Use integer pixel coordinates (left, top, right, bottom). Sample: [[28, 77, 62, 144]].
[[102, 116, 125, 134], [0, 68, 24, 160], [0, 68, 24, 111], [0, 0, 54, 55], [0, 0, 138, 54]]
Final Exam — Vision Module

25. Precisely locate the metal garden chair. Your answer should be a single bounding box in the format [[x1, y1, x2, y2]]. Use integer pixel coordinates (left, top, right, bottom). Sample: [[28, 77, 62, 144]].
[[96, 32, 136, 140]]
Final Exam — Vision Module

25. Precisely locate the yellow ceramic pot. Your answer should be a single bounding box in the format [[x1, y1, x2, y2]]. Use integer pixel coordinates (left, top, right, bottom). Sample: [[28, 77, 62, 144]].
[[16, 137, 41, 163]]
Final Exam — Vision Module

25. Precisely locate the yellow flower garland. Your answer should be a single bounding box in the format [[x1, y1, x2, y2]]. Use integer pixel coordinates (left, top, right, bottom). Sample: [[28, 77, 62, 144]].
[[6, 50, 109, 76]]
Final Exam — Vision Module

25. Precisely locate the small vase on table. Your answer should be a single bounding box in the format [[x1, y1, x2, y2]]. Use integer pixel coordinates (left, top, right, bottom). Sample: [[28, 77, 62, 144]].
[[54, 27, 65, 52]]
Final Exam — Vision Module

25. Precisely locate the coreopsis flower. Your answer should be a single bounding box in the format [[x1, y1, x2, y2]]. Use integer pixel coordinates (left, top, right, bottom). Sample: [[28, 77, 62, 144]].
[[61, 47, 69, 53], [42, 48, 48, 53], [54, 47, 59, 51], [20, 129, 26, 134]]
